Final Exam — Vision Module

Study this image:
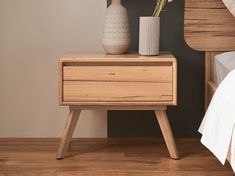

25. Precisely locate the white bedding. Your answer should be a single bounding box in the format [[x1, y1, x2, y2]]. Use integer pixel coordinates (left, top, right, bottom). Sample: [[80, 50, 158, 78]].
[[214, 52, 235, 85], [199, 0, 235, 171], [222, 0, 235, 17], [214, 52, 235, 167], [200, 52, 235, 172], [199, 69, 235, 171]]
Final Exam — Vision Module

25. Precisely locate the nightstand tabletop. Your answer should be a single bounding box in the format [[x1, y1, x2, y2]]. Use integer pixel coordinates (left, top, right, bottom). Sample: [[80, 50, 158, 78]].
[[60, 51, 176, 63]]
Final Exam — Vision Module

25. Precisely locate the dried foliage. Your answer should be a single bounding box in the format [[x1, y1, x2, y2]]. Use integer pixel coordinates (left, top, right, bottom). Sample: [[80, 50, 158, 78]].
[[153, 0, 173, 17]]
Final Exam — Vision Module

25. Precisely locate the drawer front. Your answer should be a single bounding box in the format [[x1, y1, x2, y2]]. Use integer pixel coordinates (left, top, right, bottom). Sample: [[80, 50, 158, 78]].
[[63, 66, 172, 82], [62, 65, 173, 103]]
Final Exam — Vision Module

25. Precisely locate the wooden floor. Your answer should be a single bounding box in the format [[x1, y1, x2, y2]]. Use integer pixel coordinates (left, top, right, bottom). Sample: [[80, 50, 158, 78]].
[[0, 138, 233, 176]]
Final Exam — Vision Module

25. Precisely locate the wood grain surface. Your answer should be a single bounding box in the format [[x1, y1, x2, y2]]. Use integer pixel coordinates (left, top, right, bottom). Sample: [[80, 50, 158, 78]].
[[0, 138, 233, 176], [56, 110, 81, 160], [63, 66, 172, 82], [184, 0, 235, 51], [59, 52, 177, 106], [60, 52, 176, 63], [63, 81, 173, 102], [155, 111, 179, 159]]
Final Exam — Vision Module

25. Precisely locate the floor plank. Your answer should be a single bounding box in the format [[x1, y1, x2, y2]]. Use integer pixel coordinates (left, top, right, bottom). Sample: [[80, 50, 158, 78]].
[[0, 138, 233, 176]]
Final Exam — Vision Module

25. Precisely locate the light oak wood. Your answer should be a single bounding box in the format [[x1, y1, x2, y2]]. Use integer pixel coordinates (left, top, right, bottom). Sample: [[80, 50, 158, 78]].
[[205, 52, 221, 109], [155, 110, 179, 159], [173, 61, 177, 105], [205, 52, 211, 110], [1, 139, 232, 175], [62, 101, 175, 106], [63, 81, 173, 102], [184, 0, 235, 51], [208, 81, 217, 93], [61, 51, 176, 63], [59, 52, 177, 106], [70, 105, 167, 110], [58, 60, 63, 105], [58, 52, 178, 160], [56, 110, 81, 159], [208, 81, 218, 104], [184, 0, 234, 108], [63, 66, 172, 82]]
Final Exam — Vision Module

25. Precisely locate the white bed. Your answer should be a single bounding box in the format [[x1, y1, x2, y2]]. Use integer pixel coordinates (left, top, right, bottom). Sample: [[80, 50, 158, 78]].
[[185, 0, 235, 172], [222, 0, 235, 17], [214, 52, 235, 85], [214, 52, 235, 166], [201, 51, 235, 170], [212, 0, 235, 169]]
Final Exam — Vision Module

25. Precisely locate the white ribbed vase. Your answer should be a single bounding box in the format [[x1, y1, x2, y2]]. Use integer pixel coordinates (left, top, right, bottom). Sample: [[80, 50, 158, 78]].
[[102, 0, 130, 55], [139, 17, 160, 56]]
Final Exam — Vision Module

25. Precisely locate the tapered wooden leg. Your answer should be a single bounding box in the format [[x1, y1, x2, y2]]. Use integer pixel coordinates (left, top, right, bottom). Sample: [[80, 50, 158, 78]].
[[56, 110, 81, 160], [155, 110, 179, 159]]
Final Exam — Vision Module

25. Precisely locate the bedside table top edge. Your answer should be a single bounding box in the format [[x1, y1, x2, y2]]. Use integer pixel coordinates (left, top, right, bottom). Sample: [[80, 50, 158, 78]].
[[59, 51, 176, 63]]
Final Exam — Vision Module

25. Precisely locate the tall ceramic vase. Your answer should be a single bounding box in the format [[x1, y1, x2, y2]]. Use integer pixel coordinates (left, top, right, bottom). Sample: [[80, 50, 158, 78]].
[[102, 0, 130, 55], [139, 17, 160, 56]]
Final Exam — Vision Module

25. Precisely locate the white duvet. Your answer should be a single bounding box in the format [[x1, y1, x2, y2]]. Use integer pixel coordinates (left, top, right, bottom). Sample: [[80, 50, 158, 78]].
[[223, 0, 235, 17], [199, 0, 235, 171], [199, 69, 235, 172]]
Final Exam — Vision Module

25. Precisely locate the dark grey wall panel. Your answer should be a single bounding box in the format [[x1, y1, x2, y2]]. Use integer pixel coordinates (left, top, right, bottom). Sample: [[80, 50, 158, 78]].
[[107, 0, 205, 137]]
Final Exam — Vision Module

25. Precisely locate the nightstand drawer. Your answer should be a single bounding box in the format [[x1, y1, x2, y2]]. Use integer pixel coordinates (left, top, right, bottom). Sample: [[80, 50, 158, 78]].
[[63, 66, 172, 82], [62, 65, 173, 102], [63, 81, 172, 102]]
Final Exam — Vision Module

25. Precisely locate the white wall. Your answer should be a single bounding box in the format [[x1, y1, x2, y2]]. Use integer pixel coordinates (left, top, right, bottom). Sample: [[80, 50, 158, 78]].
[[0, 0, 107, 137]]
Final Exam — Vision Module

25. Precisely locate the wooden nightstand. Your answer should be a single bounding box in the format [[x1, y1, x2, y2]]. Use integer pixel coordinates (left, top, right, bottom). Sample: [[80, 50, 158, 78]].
[[57, 52, 179, 160]]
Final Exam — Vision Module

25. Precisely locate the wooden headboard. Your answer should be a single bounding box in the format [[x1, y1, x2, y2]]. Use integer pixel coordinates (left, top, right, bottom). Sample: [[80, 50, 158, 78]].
[[184, 0, 235, 109], [184, 0, 235, 51]]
